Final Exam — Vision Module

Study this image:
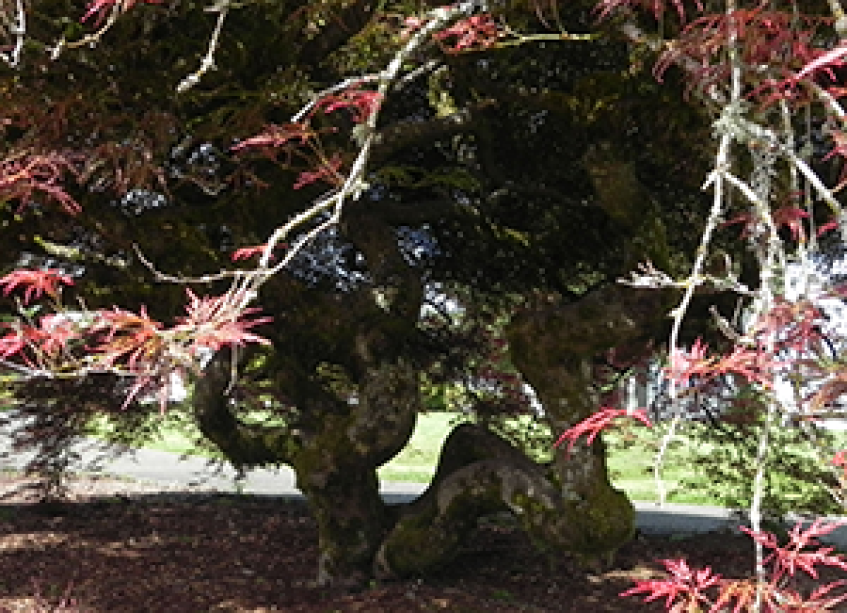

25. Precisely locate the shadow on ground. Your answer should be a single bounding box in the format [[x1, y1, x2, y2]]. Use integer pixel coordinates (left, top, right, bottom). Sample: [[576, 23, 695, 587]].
[[0, 476, 774, 613]]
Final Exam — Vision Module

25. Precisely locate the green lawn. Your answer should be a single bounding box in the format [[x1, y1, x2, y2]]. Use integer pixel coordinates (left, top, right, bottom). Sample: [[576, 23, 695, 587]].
[[375, 414, 719, 505], [377, 412, 468, 483], [85, 410, 844, 509]]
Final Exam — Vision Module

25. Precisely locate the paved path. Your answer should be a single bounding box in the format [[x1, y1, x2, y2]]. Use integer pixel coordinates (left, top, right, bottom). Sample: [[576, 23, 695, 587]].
[[3, 424, 845, 547]]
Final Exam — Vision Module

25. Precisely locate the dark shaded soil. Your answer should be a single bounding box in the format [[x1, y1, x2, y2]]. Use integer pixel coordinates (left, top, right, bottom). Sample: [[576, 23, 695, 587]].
[[0, 474, 814, 612]]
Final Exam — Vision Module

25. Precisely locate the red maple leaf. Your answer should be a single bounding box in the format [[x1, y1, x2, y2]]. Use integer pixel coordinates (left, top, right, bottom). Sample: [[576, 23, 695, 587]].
[[665, 338, 713, 386], [231, 123, 313, 153], [90, 306, 164, 370], [723, 206, 810, 241], [0, 269, 74, 304], [666, 337, 780, 389], [293, 154, 344, 190], [175, 290, 271, 354], [0, 153, 82, 215], [314, 89, 383, 124], [231, 243, 288, 262], [621, 558, 720, 611], [554, 407, 652, 455], [0, 325, 42, 361], [35, 314, 80, 356], [434, 14, 503, 54], [818, 218, 840, 236]]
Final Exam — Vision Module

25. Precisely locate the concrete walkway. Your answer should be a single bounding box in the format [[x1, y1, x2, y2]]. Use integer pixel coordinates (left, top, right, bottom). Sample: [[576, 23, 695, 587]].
[[3, 426, 845, 547]]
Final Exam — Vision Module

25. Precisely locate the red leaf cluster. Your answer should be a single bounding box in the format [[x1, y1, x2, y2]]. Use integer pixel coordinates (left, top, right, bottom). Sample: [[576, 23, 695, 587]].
[[554, 407, 652, 456], [666, 338, 779, 390], [0, 269, 74, 304], [0, 152, 83, 215], [0, 315, 79, 365], [723, 206, 811, 242], [434, 14, 504, 54], [174, 289, 271, 354], [655, 10, 826, 93], [621, 558, 719, 612], [90, 306, 164, 371], [0, 289, 270, 411], [230, 123, 313, 155], [314, 90, 383, 124], [624, 520, 847, 611], [233, 84, 381, 190], [293, 154, 344, 190]]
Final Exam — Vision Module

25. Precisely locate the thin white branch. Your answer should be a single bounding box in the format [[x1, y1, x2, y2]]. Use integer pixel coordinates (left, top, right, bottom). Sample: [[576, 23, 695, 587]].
[[176, 0, 232, 94], [650, 0, 745, 511], [241, 1, 481, 287], [827, 0, 847, 37], [0, 0, 25, 67], [51, 2, 123, 59], [652, 415, 681, 506], [292, 76, 381, 123], [132, 244, 244, 285], [810, 81, 846, 122], [620, 260, 752, 295]]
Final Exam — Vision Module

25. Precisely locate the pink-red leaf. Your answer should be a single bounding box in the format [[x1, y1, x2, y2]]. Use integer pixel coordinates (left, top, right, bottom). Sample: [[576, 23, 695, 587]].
[[555, 407, 652, 455], [0, 269, 74, 304], [175, 289, 271, 354], [313, 89, 383, 124], [621, 558, 720, 610]]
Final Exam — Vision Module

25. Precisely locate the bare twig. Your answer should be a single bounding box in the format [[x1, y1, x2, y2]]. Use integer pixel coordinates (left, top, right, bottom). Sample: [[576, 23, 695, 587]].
[[51, 2, 123, 59], [0, 0, 25, 67], [827, 0, 847, 37], [176, 0, 233, 94]]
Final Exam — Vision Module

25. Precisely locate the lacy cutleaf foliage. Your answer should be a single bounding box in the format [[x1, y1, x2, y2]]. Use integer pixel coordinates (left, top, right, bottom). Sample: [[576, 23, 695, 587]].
[[624, 520, 847, 611]]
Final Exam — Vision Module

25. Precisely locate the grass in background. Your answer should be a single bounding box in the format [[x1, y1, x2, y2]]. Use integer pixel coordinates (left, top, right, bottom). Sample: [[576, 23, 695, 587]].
[[80, 410, 746, 505], [376, 412, 715, 505], [89, 411, 208, 457], [605, 426, 715, 505], [377, 412, 468, 483], [84, 409, 846, 510]]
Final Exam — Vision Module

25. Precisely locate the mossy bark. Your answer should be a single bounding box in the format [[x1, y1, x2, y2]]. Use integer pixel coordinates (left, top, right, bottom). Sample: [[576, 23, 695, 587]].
[[377, 423, 565, 577], [292, 358, 419, 587], [504, 284, 672, 563], [192, 145, 678, 585], [193, 208, 426, 588], [195, 283, 665, 584]]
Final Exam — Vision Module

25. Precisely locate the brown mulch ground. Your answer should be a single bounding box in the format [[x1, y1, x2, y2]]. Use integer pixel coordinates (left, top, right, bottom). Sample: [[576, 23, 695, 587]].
[[0, 474, 821, 612]]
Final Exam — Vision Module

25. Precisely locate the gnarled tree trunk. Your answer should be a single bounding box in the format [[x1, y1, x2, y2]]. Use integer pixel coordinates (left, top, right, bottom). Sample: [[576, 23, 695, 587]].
[[375, 288, 670, 576], [506, 284, 672, 564], [194, 351, 420, 588], [193, 142, 679, 587]]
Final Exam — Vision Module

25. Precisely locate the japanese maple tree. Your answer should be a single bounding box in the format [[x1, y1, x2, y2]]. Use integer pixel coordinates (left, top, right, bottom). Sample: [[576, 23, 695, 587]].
[[3, 0, 847, 602]]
